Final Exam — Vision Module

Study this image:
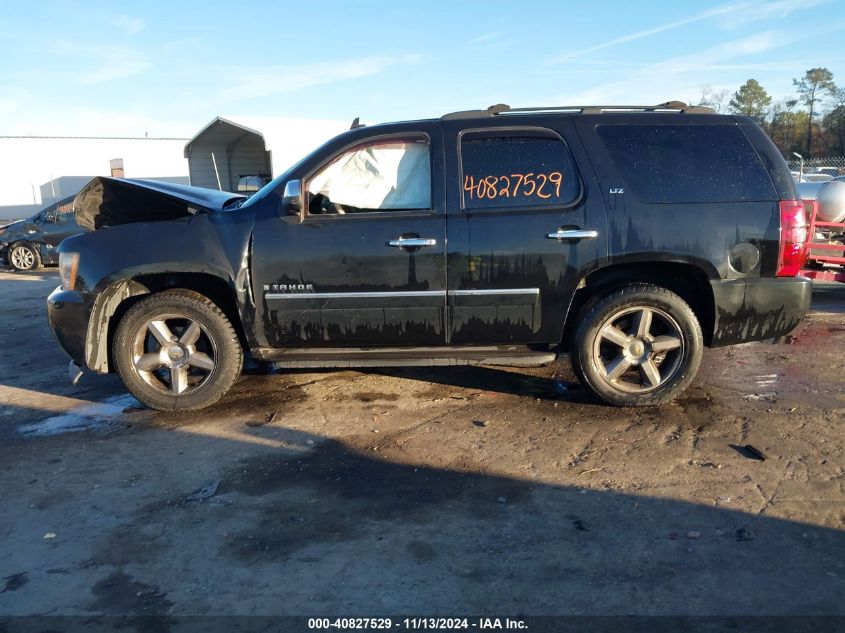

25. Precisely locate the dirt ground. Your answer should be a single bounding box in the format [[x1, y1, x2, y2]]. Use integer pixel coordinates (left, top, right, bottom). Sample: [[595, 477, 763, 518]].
[[0, 269, 842, 621]]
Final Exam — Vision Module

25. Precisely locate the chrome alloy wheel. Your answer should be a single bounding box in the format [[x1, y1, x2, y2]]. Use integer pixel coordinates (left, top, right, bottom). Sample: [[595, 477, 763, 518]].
[[10, 246, 35, 270], [591, 305, 684, 394], [130, 313, 217, 396]]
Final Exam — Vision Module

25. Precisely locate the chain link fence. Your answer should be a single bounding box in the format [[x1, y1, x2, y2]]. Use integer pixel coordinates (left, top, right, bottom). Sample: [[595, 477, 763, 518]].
[[786, 156, 845, 174]]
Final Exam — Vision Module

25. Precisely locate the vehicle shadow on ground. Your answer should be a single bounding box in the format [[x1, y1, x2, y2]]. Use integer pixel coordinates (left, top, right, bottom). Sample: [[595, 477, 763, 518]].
[[809, 282, 845, 314], [2, 424, 842, 623], [0, 267, 59, 281], [366, 365, 599, 404]]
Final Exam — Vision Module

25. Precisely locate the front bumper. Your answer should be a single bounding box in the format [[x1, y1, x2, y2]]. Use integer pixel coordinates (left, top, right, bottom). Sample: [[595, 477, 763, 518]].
[[710, 276, 812, 346], [47, 286, 97, 366]]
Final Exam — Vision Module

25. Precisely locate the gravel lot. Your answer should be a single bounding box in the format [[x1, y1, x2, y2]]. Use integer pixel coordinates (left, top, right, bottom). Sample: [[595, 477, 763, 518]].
[[0, 270, 842, 621]]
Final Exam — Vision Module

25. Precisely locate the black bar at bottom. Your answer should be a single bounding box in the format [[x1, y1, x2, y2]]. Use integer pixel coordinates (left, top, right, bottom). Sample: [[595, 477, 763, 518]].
[[1, 616, 844, 633]]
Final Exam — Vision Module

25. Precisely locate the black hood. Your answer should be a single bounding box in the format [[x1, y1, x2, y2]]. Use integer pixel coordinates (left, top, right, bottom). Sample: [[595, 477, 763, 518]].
[[0, 218, 26, 232], [74, 177, 247, 231]]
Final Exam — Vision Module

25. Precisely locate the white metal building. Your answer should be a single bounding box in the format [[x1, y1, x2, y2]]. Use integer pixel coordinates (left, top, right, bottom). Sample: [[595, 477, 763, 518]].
[[184, 116, 348, 191], [0, 135, 190, 218], [0, 116, 350, 219]]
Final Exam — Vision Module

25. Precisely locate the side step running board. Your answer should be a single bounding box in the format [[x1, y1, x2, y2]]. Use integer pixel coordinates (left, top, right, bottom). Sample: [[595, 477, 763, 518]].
[[253, 345, 558, 369]]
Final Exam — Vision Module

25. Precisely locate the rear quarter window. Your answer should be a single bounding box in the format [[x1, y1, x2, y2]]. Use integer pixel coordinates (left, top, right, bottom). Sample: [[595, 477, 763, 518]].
[[596, 124, 776, 203]]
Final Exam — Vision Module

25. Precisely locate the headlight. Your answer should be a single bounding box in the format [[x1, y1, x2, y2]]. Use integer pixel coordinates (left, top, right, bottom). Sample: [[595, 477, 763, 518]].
[[59, 252, 80, 291]]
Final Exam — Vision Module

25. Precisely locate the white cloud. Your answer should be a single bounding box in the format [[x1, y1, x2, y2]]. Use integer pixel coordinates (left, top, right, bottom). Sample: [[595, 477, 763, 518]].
[[43, 40, 152, 84], [80, 60, 153, 84], [218, 54, 423, 102], [650, 31, 782, 74], [716, 0, 830, 29], [0, 102, 193, 138], [549, 0, 827, 63], [468, 32, 503, 46], [550, 2, 754, 63], [112, 14, 145, 35], [0, 87, 30, 116], [466, 32, 512, 50], [547, 30, 796, 106]]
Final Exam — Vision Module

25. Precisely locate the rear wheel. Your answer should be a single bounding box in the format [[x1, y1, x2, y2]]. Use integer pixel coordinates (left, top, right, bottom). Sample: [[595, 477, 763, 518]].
[[8, 242, 40, 271], [113, 290, 243, 411], [572, 284, 703, 406]]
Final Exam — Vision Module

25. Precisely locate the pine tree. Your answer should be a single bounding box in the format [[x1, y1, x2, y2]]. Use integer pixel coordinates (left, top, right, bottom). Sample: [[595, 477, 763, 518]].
[[729, 79, 772, 123], [793, 68, 837, 156]]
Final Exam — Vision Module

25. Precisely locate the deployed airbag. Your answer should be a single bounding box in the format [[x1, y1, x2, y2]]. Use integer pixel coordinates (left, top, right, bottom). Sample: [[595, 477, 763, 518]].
[[307, 141, 431, 210], [74, 177, 246, 231]]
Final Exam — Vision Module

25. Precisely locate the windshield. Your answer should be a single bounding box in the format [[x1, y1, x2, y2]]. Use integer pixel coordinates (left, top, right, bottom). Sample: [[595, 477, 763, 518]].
[[239, 159, 307, 209], [239, 133, 343, 209]]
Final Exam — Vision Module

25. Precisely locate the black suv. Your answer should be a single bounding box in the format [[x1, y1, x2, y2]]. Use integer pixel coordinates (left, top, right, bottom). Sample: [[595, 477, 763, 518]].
[[1, 197, 85, 271], [47, 103, 811, 411]]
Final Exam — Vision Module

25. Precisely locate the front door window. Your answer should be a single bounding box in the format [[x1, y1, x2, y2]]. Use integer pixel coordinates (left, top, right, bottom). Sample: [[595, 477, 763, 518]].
[[306, 137, 431, 214]]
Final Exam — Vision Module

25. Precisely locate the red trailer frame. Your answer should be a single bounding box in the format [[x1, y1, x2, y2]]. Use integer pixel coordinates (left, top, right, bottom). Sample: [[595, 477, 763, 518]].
[[800, 200, 845, 283]]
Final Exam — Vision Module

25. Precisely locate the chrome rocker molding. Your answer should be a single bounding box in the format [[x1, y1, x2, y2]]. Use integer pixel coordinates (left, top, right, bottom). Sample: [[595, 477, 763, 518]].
[[264, 288, 541, 300]]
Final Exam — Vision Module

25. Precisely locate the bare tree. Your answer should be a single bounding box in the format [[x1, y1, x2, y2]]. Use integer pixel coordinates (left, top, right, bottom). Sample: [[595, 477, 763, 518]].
[[696, 85, 731, 113]]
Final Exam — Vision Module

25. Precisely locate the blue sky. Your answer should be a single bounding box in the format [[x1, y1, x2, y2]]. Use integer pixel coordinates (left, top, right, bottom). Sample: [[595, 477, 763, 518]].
[[1, 0, 844, 138]]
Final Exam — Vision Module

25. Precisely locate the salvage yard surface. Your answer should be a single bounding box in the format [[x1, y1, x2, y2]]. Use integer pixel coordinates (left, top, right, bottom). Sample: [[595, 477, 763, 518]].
[[0, 270, 843, 616]]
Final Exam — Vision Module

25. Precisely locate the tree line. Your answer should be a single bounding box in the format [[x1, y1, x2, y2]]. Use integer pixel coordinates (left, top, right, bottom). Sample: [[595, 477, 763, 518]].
[[693, 68, 843, 158]]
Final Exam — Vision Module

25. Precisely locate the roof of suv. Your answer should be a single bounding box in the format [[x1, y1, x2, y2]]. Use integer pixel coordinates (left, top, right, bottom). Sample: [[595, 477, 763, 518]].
[[339, 101, 719, 136], [441, 101, 716, 120]]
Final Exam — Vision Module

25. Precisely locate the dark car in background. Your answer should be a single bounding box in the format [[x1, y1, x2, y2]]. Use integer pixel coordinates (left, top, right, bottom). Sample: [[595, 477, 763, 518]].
[[0, 197, 87, 271]]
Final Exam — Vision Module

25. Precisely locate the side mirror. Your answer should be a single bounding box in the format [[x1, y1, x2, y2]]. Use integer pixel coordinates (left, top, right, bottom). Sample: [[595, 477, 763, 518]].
[[281, 180, 302, 216]]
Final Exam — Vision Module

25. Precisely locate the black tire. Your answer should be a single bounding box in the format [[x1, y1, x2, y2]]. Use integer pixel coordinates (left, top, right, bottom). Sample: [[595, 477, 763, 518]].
[[571, 284, 703, 406], [113, 289, 243, 411], [8, 242, 41, 271]]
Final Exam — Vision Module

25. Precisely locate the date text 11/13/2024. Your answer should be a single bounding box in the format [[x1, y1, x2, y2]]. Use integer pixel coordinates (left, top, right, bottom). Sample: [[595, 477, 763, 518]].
[[307, 617, 528, 629]]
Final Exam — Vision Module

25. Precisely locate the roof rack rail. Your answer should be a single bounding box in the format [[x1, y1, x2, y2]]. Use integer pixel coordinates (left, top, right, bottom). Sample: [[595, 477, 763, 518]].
[[441, 101, 716, 120]]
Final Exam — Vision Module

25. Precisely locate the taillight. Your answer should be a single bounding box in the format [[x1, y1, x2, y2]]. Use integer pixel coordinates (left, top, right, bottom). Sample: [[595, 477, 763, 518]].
[[776, 200, 809, 277]]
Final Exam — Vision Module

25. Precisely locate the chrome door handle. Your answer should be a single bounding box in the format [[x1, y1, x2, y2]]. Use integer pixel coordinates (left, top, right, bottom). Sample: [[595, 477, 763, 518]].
[[388, 237, 437, 248], [547, 229, 598, 240]]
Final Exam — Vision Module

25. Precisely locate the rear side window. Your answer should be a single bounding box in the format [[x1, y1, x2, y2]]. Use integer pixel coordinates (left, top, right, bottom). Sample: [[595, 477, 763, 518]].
[[460, 132, 580, 210], [596, 124, 776, 203]]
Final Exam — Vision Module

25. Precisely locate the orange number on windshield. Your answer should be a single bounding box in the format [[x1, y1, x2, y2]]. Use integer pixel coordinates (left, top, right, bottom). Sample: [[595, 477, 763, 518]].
[[549, 172, 562, 198], [463, 175, 475, 200], [523, 173, 536, 196], [498, 175, 510, 197], [536, 173, 550, 199]]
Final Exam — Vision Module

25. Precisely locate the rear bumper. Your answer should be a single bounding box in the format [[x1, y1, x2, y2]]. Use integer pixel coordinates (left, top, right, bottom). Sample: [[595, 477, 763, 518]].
[[710, 276, 812, 346], [47, 286, 96, 366]]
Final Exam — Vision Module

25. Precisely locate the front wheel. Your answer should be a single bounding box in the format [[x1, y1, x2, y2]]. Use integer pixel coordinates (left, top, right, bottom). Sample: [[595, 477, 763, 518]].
[[571, 284, 703, 406], [113, 290, 243, 411], [8, 242, 41, 271]]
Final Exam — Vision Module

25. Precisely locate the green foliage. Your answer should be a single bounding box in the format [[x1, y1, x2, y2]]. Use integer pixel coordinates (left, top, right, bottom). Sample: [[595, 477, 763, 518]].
[[767, 107, 810, 156], [822, 96, 845, 156], [792, 68, 837, 155], [692, 70, 844, 157], [793, 68, 837, 109], [729, 79, 772, 122]]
